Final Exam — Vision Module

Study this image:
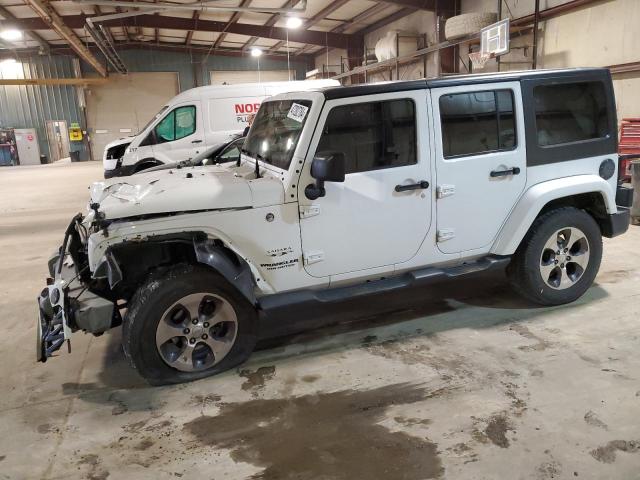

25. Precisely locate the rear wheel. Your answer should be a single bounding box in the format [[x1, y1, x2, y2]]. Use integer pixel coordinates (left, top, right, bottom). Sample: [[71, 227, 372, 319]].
[[123, 264, 257, 385], [507, 207, 602, 305]]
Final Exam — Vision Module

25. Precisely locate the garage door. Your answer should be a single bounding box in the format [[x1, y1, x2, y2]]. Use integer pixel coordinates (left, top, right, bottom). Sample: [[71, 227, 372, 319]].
[[210, 70, 293, 85], [86, 72, 179, 160]]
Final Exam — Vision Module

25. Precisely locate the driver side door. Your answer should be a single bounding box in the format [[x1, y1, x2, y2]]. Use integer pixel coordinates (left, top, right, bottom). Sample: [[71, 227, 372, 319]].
[[298, 91, 432, 279], [149, 102, 204, 163]]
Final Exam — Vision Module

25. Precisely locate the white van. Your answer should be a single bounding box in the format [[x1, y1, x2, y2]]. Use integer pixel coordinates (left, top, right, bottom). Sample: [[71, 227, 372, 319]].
[[102, 79, 339, 178]]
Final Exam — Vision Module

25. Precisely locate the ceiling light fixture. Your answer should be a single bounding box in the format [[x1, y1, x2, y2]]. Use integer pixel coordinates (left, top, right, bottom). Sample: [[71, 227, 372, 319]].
[[250, 47, 262, 57], [0, 29, 23, 42], [286, 17, 303, 29]]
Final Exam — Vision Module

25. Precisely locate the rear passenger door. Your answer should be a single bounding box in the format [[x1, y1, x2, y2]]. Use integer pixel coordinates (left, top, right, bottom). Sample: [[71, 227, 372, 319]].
[[298, 91, 431, 278], [431, 82, 526, 254]]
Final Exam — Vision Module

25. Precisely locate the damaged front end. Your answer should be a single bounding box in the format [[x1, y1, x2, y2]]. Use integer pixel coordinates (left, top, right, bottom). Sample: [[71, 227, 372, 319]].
[[36, 213, 122, 362]]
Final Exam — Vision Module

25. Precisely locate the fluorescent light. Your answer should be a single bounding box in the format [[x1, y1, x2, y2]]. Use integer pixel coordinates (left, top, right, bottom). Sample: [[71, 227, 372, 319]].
[[0, 29, 23, 42], [286, 17, 303, 29], [250, 47, 262, 57]]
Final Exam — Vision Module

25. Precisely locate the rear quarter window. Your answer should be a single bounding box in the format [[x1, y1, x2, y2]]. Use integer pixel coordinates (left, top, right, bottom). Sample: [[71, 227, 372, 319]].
[[522, 72, 617, 166], [534, 82, 609, 146]]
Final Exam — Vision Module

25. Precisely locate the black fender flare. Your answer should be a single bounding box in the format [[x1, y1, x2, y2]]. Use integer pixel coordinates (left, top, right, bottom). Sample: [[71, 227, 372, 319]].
[[193, 238, 257, 306]]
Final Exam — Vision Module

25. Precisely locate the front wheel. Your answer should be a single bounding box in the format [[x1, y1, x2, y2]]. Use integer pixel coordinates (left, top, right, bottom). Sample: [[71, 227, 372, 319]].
[[507, 207, 603, 306], [123, 264, 257, 385]]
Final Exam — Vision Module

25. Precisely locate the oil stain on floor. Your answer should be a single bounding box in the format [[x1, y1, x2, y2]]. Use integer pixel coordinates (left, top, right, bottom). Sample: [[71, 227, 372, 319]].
[[184, 383, 444, 479]]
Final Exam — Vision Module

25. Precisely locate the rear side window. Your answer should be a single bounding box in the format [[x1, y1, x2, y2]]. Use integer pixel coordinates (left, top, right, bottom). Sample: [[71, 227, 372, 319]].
[[439, 90, 516, 158], [316, 99, 417, 174], [533, 82, 609, 146]]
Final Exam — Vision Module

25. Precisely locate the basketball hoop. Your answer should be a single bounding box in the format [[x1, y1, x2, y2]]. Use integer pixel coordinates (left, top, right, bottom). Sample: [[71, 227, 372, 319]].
[[469, 52, 490, 69]]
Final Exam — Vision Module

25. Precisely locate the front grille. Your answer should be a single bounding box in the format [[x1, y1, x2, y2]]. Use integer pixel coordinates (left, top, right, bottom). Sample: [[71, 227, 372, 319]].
[[106, 143, 130, 160]]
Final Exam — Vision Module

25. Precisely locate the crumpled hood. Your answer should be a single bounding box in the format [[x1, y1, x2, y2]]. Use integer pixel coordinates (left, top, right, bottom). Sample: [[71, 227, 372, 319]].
[[89, 165, 284, 220]]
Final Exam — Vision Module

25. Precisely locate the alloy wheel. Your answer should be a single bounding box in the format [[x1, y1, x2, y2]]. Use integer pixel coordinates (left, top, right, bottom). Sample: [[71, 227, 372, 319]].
[[155, 293, 238, 372], [539, 227, 590, 290]]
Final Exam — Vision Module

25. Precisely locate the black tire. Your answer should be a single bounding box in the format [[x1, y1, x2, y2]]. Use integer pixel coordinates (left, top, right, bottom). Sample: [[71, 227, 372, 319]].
[[123, 263, 257, 385], [507, 207, 602, 306]]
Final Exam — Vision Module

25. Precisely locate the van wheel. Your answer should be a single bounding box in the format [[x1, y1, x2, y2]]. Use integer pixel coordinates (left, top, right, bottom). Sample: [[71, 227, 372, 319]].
[[123, 263, 257, 385], [507, 207, 602, 306]]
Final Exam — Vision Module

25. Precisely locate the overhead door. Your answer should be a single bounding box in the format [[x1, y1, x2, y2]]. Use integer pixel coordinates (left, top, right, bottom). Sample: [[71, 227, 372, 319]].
[[210, 70, 293, 85], [86, 72, 179, 160]]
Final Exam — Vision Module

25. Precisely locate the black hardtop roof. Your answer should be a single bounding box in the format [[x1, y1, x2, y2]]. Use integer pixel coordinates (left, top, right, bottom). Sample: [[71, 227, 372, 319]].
[[319, 68, 611, 100]]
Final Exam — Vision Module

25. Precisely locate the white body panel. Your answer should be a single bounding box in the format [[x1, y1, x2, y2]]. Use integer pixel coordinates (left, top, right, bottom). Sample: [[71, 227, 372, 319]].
[[297, 90, 433, 278], [103, 80, 339, 173], [431, 82, 527, 254], [87, 77, 622, 301]]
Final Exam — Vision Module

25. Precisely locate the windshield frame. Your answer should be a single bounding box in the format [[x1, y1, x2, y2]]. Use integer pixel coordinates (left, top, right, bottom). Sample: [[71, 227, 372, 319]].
[[139, 105, 169, 135], [242, 98, 313, 172]]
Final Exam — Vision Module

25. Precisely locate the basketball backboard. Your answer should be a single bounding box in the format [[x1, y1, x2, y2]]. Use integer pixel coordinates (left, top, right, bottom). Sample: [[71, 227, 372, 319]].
[[481, 18, 510, 57]]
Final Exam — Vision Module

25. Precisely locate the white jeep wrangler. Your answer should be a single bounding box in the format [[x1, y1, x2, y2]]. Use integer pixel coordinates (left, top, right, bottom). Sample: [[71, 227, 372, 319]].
[[37, 68, 633, 385]]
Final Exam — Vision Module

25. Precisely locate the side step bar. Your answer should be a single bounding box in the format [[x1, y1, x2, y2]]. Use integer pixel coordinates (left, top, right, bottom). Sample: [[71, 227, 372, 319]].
[[258, 255, 511, 311]]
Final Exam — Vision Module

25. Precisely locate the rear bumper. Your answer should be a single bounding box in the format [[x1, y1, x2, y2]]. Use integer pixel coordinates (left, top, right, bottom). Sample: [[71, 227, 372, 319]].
[[602, 207, 631, 238]]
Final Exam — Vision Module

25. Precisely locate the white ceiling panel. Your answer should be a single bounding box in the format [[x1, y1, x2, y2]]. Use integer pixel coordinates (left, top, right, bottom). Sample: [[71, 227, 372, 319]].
[[307, 18, 342, 32]]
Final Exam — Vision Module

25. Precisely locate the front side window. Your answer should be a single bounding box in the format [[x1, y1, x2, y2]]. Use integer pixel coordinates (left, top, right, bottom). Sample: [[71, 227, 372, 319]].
[[440, 89, 515, 158], [315, 99, 417, 174], [534, 81, 608, 146], [243, 99, 312, 170], [153, 105, 196, 144]]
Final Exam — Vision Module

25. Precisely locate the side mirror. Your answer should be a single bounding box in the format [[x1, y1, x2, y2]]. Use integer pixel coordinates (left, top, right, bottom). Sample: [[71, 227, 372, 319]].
[[140, 129, 157, 147], [305, 152, 346, 200]]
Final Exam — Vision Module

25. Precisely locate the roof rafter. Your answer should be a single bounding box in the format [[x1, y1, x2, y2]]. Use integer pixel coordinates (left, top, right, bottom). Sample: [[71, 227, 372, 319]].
[[21, 0, 107, 76], [14, 13, 360, 49], [213, 0, 251, 50], [0, 4, 50, 52], [269, 0, 350, 53]]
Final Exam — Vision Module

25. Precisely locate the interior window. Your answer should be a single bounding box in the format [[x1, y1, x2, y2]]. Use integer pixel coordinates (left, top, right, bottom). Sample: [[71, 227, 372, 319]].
[[154, 106, 196, 144], [217, 141, 242, 163], [315, 99, 417, 174], [533, 82, 608, 146], [439, 90, 516, 158]]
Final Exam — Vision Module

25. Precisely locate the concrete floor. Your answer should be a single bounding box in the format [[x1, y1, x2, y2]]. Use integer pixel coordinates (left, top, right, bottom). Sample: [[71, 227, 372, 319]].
[[1, 160, 639, 480]]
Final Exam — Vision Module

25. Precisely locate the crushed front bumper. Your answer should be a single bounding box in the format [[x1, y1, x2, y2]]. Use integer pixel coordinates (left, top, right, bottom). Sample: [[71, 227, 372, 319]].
[[36, 215, 120, 362]]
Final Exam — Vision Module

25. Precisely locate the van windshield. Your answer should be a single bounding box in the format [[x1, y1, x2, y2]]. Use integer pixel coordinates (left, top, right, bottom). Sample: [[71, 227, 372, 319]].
[[140, 105, 169, 134], [243, 99, 312, 170]]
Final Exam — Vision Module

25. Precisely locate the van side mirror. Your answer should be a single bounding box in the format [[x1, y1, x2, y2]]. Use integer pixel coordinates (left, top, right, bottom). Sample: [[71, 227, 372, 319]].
[[140, 129, 157, 147], [305, 152, 346, 200]]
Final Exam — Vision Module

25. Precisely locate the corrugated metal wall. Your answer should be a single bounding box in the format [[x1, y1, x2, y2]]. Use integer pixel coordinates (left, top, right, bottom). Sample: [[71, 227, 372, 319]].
[[0, 55, 83, 161], [115, 48, 309, 91]]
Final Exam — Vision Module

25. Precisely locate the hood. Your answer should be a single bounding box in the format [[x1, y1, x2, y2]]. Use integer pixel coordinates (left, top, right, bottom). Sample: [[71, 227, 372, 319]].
[[104, 136, 135, 150], [90, 165, 284, 221]]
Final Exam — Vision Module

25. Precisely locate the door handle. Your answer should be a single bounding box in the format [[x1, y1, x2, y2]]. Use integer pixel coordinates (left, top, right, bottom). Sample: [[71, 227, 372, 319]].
[[490, 167, 521, 178], [191, 139, 203, 144], [395, 180, 429, 192]]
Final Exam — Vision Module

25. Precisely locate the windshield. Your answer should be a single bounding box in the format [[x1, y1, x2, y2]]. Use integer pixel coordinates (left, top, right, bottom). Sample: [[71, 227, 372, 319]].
[[140, 105, 169, 134], [243, 99, 312, 170]]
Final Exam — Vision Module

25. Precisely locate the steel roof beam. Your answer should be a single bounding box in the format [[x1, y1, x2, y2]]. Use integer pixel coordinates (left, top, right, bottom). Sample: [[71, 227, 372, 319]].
[[0, 4, 50, 53], [7, 13, 362, 48], [22, 0, 107, 76]]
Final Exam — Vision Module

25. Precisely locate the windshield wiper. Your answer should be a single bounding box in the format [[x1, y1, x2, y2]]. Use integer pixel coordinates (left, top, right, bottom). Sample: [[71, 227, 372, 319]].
[[240, 147, 262, 178], [255, 153, 265, 178]]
